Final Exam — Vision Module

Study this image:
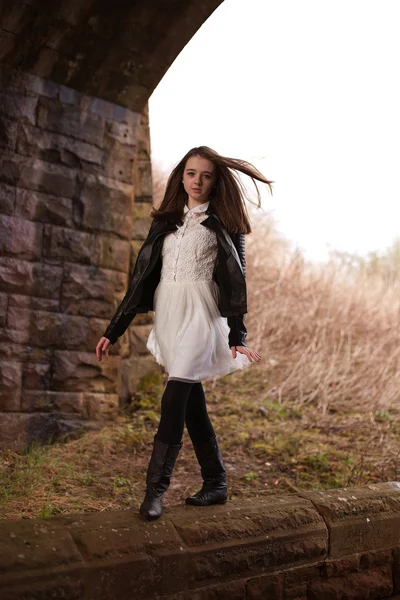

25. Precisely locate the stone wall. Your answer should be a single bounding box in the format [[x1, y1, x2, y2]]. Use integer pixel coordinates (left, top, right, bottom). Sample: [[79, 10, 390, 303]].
[[0, 66, 159, 451], [1, 482, 400, 599]]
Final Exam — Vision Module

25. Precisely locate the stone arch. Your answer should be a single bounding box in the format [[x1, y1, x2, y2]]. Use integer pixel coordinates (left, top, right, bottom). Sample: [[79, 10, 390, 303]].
[[0, 0, 223, 450]]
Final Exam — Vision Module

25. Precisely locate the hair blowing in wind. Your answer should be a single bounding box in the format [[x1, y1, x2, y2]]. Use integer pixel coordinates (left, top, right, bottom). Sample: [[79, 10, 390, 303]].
[[150, 146, 273, 234]]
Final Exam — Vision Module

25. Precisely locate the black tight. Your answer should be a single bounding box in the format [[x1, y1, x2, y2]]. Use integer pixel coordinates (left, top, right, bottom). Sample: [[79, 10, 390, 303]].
[[155, 380, 215, 445]]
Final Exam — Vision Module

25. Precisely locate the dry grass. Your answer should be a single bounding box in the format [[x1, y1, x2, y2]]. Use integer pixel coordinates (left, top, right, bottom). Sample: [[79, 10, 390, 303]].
[[246, 210, 400, 414]]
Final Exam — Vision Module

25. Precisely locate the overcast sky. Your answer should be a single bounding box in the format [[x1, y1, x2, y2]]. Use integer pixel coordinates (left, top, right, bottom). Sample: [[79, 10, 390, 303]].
[[149, 0, 400, 261]]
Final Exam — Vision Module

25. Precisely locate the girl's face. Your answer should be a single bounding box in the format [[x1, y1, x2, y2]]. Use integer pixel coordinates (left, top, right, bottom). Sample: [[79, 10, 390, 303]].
[[182, 155, 216, 204]]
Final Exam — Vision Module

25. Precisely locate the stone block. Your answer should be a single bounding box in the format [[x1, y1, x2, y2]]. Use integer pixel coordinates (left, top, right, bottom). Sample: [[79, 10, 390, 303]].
[[0, 258, 63, 298], [129, 324, 153, 355], [132, 201, 152, 239], [16, 122, 104, 168], [0, 116, 18, 151], [246, 574, 283, 600], [134, 312, 154, 326], [105, 119, 137, 146], [8, 293, 59, 312], [18, 157, 78, 198], [0, 412, 74, 451], [0, 335, 52, 363], [62, 510, 183, 598], [134, 160, 152, 203], [174, 579, 247, 600], [53, 350, 120, 393], [42, 224, 97, 264], [299, 483, 400, 558], [0, 152, 21, 187], [307, 565, 393, 600], [120, 354, 161, 402], [0, 292, 7, 327], [20, 390, 118, 420], [0, 91, 38, 125], [37, 96, 105, 146], [78, 174, 134, 238], [0, 215, 43, 260], [61, 263, 127, 318], [173, 495, 327, 585], [15, 188, 74, 227], [21, 362, 51, 390], [0, 360, 21, 410], [102, 145, 135, 184], [0, 518, 83, 573], [95, 235, 131, 272], [0, 183, 15, 215], [24, 72, 60, 99], [0, 577, 84, 600]]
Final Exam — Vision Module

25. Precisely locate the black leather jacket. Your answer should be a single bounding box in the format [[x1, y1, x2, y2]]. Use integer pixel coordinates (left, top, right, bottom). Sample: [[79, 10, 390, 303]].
[[103, 204, 248, 348]]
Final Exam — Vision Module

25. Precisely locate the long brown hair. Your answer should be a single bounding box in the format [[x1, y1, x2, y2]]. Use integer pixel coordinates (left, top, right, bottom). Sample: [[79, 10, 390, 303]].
[[150, 146, 273, 234]]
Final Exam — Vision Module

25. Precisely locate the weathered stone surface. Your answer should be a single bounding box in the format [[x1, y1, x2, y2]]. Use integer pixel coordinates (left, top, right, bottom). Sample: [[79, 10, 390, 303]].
[[53, 350, 120, 393], [0, 576, 84, 600], [0, 257, 63, 298], [78, 174, 134, 238], [0, 336, 52, 363], [0, 91, 38, 125], [0, 360, 21, 410], [102, 143, 135, 184], [131, 201, 152, 239], [21, 362, 51, 390], [0, 183, 15, 215], [8, 293, 59, 312], [96, 235, 131, 273], [0, 116, 18, 151], [42, 224, 98, 264], [20, 391, 118, 420], [0, 292, 7, 327], [246, 574, 283, 600], [0, 412, 98, 451], [0, 214, 43, 260], [0, 519, 83, 573], [17, 122, 104, 168], [300, 483, 400, 558], [134, 312, 154, 326], [171, 580, 247, 600], [173, 495, 328, 584], [6, 308, 88, 348], [129, 324, 153, 355], [105, 119, 138, 146], [61, 263, 127, 317], [14, 188, 74, 227], [120, 354, 161, 402], [37, 96, 105, 145], [308, 565, 393, 600], [18, 156, 78, 198]]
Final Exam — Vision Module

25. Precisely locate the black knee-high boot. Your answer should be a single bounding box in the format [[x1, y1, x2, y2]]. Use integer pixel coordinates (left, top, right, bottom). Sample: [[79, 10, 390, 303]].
[[185, 434, 227, 506], [139, 434, 183, 520]]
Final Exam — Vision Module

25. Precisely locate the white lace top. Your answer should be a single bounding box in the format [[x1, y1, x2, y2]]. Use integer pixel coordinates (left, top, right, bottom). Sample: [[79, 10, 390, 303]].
[[160, 200, 218, 282]]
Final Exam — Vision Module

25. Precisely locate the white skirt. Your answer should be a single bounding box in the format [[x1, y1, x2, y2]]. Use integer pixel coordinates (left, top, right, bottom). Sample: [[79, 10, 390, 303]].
[[146, 279, 251, 382]]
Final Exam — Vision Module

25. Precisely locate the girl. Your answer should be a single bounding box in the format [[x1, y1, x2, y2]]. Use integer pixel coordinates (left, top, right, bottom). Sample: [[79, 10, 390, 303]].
[[95, 146, 272, 521]]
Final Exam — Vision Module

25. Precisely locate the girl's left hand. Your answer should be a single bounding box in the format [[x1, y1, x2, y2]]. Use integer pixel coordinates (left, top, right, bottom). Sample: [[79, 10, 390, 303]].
[[231, 345, 261, 362]]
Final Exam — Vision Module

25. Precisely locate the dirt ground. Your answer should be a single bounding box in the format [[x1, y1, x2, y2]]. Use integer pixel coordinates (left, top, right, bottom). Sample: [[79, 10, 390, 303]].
[[1, 364, 399, 521]]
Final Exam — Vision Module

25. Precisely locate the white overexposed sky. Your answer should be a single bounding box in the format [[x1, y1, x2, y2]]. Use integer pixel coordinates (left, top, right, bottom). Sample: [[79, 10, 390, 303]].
[[149, 0, 400, 261]]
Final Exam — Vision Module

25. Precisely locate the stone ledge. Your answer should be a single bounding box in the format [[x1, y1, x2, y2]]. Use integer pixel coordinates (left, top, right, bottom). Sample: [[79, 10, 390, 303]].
[[0, 483, 399, 599]]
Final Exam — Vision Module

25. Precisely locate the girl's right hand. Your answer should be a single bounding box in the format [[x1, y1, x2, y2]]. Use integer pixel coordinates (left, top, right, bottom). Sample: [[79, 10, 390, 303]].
[[96, 336, 111, 361]]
